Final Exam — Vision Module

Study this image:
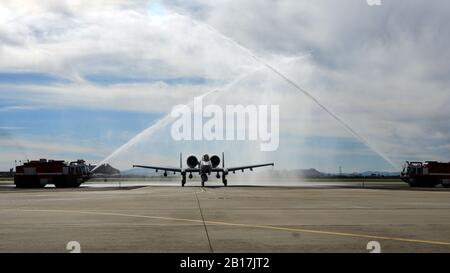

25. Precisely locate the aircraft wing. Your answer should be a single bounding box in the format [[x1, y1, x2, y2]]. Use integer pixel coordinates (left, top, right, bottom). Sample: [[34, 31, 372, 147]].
[[213, 163, 274, 172], [132, 165, 200, 173]]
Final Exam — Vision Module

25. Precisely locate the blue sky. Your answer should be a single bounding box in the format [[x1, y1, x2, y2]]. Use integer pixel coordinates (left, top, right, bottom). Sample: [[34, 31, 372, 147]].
[[0, 72, 70, 85], [1, 0, 449, 172], [0, 107, 160, 145], [0, 72, 209, 86]]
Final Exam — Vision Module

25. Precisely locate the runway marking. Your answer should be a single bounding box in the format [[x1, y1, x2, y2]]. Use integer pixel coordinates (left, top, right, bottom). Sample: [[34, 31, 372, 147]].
[[194, 191, 213, 253], [18, 209, 450, 247]]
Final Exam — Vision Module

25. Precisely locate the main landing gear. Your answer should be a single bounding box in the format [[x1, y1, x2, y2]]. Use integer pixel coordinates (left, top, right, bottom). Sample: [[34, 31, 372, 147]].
[[222, 175, 228, 187], [180, 172, 228, 187]]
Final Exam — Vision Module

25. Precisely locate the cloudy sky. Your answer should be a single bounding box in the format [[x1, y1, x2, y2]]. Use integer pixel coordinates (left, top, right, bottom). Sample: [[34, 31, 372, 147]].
[[1, 0, 449, 172]]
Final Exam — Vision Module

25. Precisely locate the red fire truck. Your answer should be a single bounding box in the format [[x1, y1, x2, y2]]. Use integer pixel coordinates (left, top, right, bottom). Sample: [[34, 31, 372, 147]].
[[14, 159, 91, 188], [400, 161, 450, 188]]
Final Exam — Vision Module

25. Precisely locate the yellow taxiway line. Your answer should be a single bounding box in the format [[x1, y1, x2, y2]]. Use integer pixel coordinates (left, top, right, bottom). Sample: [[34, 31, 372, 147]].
[[17, 209, 450, 247]]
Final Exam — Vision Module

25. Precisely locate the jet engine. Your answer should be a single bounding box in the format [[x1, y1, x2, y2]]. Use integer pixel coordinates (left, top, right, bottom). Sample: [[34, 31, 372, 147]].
[[186, 155, 199, 168], [210, 155, 221, 168]]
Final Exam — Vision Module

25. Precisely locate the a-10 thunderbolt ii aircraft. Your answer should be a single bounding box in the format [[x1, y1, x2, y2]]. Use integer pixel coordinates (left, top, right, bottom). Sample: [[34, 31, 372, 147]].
[[133, 153, 274, 187]]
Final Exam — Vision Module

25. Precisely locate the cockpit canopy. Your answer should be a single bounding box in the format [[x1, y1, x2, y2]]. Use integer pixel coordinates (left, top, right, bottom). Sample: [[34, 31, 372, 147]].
[[202, 154, 210, 161]]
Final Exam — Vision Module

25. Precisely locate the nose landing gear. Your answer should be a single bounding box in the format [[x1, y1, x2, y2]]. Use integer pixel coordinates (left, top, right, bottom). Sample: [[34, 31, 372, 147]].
[[181, 173, 186, 187], [201, 173, 208, 187]]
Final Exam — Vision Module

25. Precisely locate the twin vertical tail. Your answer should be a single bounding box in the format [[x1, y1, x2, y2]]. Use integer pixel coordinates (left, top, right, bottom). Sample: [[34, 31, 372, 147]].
[[222, 152, 224, 168]]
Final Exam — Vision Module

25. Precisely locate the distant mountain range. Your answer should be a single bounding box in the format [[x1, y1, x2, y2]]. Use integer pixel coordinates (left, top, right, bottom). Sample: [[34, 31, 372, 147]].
[[90, 164, 120, 175], [119, 167, 399, 178], [355, 171, 400, 177], [1, 162, 399, 178], [121, 167, 166, 177]]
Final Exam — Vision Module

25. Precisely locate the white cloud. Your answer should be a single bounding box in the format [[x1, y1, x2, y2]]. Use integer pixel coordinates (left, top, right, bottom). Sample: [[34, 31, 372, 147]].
[[165, 0, 450, 166], [0, 82, 210, 113], [0, 137, 104, 156], [0, 1, 256, 82], [0, 134, 109, 169]]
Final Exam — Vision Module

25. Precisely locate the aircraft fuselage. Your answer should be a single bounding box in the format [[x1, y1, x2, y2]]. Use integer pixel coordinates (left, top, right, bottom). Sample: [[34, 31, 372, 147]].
[[199, 160, 212, 176]]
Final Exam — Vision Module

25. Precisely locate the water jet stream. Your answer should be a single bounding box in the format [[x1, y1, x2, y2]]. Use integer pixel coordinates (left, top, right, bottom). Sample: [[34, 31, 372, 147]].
[[170, 11, 397, 169], [93, 54, 309, 171], [92, 67, 262, 171], [95, 8, 397, 171]]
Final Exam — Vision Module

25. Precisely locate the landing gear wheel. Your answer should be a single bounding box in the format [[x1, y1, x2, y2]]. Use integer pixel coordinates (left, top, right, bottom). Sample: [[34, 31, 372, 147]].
[[201, 181, 205, 187], [223, 179, 227, 187]]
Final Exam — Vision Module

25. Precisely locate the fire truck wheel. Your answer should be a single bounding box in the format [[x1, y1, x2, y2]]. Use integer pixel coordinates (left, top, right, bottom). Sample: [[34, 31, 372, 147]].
[[55, 183, 70, 188], [410, 182, 437, 188], [15, 182, 27, 188], [409, 182, 425, 188]]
